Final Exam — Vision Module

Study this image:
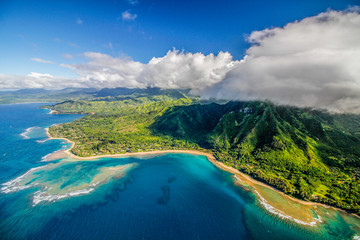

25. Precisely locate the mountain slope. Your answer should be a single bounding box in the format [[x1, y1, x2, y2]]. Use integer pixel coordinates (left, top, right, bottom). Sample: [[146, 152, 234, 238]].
[[152, 101, 360, 213], [47, 95, 360, 214]]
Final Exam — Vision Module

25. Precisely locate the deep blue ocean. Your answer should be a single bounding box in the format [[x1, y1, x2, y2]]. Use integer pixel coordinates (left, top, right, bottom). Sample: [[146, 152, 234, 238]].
[[0, 103, 359, 240]]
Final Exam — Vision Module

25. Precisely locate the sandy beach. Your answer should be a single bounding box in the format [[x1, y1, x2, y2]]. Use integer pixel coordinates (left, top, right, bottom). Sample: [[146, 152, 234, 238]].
[[49, 110, 58, 114], [45, 128, 317, 205], [45, 127, 359, 224]]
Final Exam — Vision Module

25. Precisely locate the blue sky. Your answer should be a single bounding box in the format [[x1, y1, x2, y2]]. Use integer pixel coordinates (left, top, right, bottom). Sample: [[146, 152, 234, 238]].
[[0, 0, 358, 78]]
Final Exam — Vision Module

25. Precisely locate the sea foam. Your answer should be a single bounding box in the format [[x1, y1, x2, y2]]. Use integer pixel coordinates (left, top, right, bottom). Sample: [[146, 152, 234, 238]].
[[2, 165, 99, 205], [20, 127, 34, 139], [20, 126, 43, 139], [1, 166, 46, 193], [36, 139, 49, 144], [233, 175, 323, 226], [40, 150, 62, 161], [32, 188, 95, 206], [254, 189, 322, 226]]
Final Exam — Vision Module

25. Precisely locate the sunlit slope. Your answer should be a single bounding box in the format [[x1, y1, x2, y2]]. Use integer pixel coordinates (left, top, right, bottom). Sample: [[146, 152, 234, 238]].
[[48, 96, 199, 157], [48, 96, 360, 214], [153, 101, 360, 213], [44, 88, 190, 114]]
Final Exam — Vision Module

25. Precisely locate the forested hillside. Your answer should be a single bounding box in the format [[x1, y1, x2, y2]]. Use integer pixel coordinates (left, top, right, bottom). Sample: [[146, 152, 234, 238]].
[[47, 96, 360, 214], [154, 101, 360, 214], [0, 88, 96, 104], [48, 93, 199, 156], [43, 88, 191, 114]]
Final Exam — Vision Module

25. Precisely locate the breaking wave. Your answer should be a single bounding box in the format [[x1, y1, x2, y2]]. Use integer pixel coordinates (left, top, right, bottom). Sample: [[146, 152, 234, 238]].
[[1, 166, 46, 194], [1, 161, 137, 206], [32, 188, 96, 206], [40, 150, 64, 162], [254, 189, 322, 226], [20, 126, 44, 139]]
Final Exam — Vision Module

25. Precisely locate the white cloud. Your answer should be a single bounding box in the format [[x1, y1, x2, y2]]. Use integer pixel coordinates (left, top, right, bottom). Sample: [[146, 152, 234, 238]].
[[62, 54, 73, 59], [66, 52, 144, 88], [0, 73, 85, 89], [11, 49, 234, 90], [201, 9, 360, 113], [140, 50, 238, 90], [30, 58, 54, 64], [59, 49, 237, 90], [76, 18, 83, 25], [121, 10, 137, 21], [4, 9, 360, 113], [27, 72, 55, 79], [128, 0, 138, 5]]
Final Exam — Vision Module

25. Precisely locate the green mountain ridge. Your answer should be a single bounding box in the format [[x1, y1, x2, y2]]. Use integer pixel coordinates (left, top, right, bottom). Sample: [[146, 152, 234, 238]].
[[0, 87, 190, 104], [153, 101, 360, 213], [47, 95, 360, 214]]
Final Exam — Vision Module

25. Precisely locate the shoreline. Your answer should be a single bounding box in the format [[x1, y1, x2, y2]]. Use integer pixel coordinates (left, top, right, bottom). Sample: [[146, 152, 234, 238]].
[[49, 109, 58, 114], [45, 128, 359, 223], [44, 128, 322, 206]]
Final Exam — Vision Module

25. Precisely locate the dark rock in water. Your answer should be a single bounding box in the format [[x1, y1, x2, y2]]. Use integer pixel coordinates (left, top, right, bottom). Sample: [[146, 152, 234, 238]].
[[157, 185, 170, 205], [168, 177, 176, 183]]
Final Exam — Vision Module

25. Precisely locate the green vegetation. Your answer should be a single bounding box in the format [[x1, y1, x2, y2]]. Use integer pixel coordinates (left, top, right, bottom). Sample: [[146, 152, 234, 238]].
[[0, 88, 95, 104], [44, 94, 188, 114], [154, 101, 360, 214], [48, 93, 200, 156], [47, 94, 360, 215], [0, 87, 188, 104]]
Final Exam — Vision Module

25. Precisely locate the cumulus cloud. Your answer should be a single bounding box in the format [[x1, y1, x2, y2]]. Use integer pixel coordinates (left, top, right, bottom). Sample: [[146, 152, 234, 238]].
[[0, 72, 86, 89], [30, 58, 54, 64], [140, 50, 237, 90], [61, 49, 237, 90], [201, 9, 360, 113], [4, 9, 360, 113], [121, 10, 137, 21], [3, 50, 236, 91], [65, 52, 144, 88]]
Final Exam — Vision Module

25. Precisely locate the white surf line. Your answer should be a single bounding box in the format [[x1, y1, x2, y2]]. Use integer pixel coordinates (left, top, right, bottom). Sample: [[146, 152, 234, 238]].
[[254, 190, 322, 226], [40, 149, 64, 161], [40, 153, 53, 161], [32, 179, 104, 205], [20, 127, 35, 139], [32, 188, 95, 206], [20, 126, 43, 139], [1, 165, 47, 193], [36, 139, 49, 143], [233, 175, 322, 226]]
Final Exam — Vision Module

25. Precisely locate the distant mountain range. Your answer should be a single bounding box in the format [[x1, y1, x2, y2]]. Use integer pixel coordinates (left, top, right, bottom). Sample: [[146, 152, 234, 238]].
[[0, 88, 97, 95], [0, 87, 191, 104]]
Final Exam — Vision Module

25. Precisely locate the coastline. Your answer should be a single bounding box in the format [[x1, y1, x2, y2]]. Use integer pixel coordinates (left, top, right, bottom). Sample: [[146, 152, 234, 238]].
[[45, 127, 360, 225], [49, 109, 58, 114], [44, 127, 321, 206]]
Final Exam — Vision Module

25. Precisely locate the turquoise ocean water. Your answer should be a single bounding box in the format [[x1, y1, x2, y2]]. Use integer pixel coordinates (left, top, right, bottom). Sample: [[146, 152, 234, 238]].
[[0, 103, 359, 240]]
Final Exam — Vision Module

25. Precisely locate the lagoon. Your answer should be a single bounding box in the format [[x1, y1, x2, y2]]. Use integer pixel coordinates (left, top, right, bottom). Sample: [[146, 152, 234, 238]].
[[0, 103, 359, 240]]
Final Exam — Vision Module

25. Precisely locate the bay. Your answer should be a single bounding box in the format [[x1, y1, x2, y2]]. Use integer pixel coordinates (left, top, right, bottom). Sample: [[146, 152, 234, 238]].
[[0, 103, 359, 240]]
